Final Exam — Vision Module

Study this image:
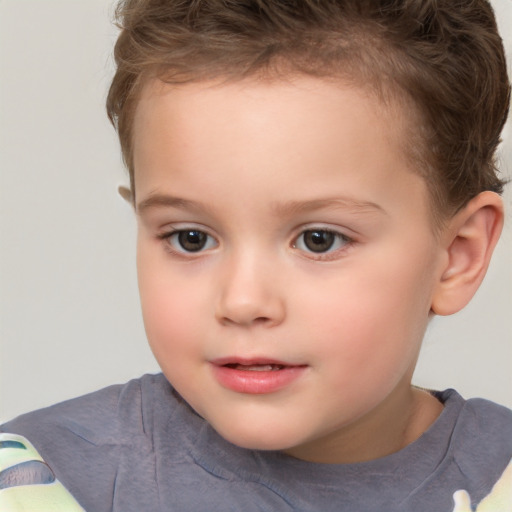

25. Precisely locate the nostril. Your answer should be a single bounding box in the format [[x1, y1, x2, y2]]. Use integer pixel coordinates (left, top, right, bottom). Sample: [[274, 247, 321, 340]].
[[220, 314, 273, 327], [254, 316, 271, 324]]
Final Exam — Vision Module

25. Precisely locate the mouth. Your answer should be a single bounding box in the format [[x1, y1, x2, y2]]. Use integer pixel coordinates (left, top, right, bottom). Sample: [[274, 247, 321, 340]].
[[223, 363, 286, 372], [210, 358, 307, 394]]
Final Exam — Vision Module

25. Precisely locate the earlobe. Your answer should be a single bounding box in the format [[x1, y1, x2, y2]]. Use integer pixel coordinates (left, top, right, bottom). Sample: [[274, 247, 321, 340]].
[[431, 191, 504, 316]]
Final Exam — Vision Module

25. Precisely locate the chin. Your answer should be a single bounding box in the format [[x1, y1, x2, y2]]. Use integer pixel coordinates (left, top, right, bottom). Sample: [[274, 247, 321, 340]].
[[212, 420, 302, 452]]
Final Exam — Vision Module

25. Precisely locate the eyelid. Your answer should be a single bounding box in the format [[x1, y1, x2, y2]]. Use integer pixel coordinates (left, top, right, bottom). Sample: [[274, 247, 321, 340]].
[[157, 224, 219, 255], [157, 222, 216, 238], [292, 225, 355, 260], [292, 223, 354, 241]]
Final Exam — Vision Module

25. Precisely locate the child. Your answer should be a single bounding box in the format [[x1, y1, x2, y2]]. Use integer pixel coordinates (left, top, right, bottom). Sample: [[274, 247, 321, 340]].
[[2, 0, 511, 511]]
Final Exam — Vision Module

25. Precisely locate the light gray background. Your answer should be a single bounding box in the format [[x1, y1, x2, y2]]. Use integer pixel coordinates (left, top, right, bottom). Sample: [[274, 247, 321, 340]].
[[1, 0, 511, 422]]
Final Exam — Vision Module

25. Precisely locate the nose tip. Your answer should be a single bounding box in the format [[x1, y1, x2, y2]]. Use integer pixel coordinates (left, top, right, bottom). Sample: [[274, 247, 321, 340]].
[[215, 263, 285, 328], [217, 301, 278, 327]]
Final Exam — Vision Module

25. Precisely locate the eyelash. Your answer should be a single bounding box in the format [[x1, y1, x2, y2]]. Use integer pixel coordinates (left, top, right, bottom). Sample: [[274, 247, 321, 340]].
[[157, 228, 218, 255], [293, 228, 353, 260], [157, 227, 354, 260]]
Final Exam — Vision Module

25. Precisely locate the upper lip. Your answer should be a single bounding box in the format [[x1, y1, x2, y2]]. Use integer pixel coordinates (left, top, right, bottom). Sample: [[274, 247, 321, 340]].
[[210, 356, 305, 367]]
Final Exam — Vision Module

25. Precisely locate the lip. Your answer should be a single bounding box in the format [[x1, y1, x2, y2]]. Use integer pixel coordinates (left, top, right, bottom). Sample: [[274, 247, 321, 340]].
[[210, 357, 308, 394]]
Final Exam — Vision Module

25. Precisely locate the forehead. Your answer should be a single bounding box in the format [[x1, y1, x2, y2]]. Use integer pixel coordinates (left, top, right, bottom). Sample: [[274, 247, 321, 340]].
[[131, 76, 432, 233], [132, 75, 412, 178]]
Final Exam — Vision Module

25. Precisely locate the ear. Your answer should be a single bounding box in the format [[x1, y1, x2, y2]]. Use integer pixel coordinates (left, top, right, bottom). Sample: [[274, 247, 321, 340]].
[[431, 191, 504, 316], [118, 185, 134, 207]]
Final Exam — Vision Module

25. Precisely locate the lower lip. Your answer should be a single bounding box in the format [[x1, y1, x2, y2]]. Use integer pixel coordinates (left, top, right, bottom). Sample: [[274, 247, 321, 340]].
[[210, 364, 307, 394]]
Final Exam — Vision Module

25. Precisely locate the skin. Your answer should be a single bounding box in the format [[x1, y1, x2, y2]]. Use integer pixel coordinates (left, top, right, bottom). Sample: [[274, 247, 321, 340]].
[[132, 76, 468, 464]]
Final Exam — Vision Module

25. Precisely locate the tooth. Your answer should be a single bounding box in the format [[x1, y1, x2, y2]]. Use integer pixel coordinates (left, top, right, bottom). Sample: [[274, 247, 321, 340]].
[[239, 364, 273, 371], [234, 364, 283, 371]]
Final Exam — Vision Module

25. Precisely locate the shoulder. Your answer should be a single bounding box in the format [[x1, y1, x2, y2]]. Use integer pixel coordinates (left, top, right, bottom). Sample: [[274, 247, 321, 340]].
[[451, 392, 512, 455], [0, 373, 174, 511], [441, 390, 512, 504], [1, 373, 172, 445]]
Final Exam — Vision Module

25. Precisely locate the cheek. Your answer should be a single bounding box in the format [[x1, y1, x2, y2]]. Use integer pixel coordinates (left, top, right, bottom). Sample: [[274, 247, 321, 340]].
[[138, 271, 208, 401], [137, 247, 202, 358], [297, 251, 434, 373]]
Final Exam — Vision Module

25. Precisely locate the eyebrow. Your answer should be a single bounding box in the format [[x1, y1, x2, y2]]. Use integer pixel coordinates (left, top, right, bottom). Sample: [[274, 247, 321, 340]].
[[137, 194, 202, 214], [136, 193, 386, 217], [271, 197, 386, 217]]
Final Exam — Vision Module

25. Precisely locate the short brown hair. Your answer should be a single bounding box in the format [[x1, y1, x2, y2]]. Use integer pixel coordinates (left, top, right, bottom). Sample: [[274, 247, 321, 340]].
[[107, 0, 510, 219]]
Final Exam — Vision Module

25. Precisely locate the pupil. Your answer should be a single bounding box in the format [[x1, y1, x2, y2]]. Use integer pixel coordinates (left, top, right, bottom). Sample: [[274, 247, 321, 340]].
[[178, 230, 207, 252], [304, 230, 335, 252]]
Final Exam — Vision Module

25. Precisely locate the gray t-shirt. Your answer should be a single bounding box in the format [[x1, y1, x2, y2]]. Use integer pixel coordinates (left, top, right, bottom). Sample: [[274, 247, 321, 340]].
[[1, 373, 511, 511]]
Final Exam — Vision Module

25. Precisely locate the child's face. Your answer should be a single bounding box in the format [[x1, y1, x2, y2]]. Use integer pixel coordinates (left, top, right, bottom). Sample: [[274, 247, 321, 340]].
[[133, 77, 446, 463]]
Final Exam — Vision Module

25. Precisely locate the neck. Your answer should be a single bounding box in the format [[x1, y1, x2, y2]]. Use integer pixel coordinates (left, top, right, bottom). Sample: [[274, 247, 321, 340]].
[[283, 384, 444, 464]]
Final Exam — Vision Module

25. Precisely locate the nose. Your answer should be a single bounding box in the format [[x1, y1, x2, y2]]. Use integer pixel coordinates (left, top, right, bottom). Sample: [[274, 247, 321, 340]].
[[215, 252, 286, 328]]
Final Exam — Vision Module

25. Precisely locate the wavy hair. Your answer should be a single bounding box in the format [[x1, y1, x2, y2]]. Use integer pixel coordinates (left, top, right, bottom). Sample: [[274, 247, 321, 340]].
[[107, 0, 510, 220]]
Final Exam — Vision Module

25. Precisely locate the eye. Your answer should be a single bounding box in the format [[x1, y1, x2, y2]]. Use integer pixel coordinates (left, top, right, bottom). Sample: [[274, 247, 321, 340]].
[[294, 229, 350, 254], [164, 229, 217, 253]]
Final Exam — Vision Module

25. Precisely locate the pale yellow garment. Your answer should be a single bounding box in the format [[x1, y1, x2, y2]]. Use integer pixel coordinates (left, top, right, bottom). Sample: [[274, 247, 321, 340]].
[[452, 459, 512, 512]]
